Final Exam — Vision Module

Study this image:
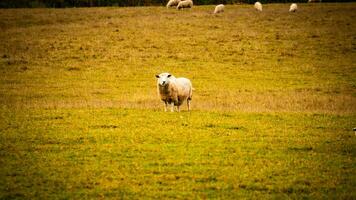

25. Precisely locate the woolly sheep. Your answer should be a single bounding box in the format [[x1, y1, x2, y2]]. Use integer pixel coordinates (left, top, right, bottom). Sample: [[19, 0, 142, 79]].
[[155, 72, 193, 112], [214, 4, 225, 14], [254, 2, 262, 12], [289, 3, 298, 12], [177, 0, 193, 10], [166, 0, 181, 8]]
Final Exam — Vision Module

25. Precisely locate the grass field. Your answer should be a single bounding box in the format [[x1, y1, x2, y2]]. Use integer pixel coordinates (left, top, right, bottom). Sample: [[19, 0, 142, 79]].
[[0, 3, 355, 199]]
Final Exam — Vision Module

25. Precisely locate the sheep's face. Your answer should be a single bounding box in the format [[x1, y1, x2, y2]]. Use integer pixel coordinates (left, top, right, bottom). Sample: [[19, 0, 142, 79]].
[[155, 73, 172, 86]]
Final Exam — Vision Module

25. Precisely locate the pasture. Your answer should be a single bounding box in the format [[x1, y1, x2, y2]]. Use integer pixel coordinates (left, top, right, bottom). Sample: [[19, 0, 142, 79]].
[[0, 3, 355, 199]]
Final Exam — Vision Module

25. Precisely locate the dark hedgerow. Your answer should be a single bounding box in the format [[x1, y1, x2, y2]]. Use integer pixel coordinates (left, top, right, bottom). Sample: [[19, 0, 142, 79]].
[[0, 0, 355, 8]]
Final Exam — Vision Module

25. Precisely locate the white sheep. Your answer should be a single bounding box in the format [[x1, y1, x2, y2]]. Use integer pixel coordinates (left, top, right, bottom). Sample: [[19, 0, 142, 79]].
[[166, 0, 181, 8], [177, 0, 193, 10], [155, 72, 193, 112], [289, 3, 298, 12], [214, 4, 225, 14], [254, 2, 262, 12]]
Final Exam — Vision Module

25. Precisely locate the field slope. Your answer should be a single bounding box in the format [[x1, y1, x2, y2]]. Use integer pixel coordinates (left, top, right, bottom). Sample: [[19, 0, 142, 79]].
[[0, 3, 355, 199]]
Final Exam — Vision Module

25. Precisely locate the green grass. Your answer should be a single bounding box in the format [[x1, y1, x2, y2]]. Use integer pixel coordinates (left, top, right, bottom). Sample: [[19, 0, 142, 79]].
[[1, 109, 355, 199], [0, 3, 356, 199]]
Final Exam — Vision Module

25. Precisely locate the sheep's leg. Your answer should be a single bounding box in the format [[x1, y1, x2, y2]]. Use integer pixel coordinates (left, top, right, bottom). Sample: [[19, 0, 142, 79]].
[[170, 103, 174, 112], [177, 106, 180, 112], [187, 99, 190, 111], [164, 101, 168, 112]]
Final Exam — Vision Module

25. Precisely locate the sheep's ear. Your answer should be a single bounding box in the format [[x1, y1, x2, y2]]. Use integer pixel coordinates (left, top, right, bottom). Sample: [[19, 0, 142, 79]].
[[155, 75, 160, 78], [167, 74, 171, 78]]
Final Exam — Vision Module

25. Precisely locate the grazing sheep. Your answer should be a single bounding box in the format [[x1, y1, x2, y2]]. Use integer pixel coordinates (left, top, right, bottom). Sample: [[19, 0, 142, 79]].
[[177, 0, 193, 10], [254, 2, 262, 11], [166, 0, 181, 8], [289, 3, 298, 12], [155, 72, 193, 112], [214, 4, 225, 14]]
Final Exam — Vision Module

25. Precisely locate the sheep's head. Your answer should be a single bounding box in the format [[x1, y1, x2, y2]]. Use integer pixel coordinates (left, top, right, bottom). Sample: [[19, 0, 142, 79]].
[[155, 72, 172, 86]]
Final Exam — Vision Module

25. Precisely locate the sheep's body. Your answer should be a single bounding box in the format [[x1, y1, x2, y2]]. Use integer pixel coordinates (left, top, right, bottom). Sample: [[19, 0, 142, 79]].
[[156, 72, 193, 112], [177, 0, 193, 10], [254, 2, 262, 11], [289, 3, 298, 12], [214, 4, 225, 14], [166, 0, 181, 8]]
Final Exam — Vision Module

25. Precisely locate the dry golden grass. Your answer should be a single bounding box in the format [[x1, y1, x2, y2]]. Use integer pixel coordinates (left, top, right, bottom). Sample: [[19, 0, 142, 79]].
[[1, 4, 355, 114]]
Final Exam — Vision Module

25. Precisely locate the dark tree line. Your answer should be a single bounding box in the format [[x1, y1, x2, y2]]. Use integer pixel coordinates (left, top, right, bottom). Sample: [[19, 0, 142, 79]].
[[0, 0, 353, 8]]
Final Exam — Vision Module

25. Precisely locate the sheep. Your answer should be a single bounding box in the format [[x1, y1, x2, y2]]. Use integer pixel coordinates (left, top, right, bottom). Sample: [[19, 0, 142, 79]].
[[254, 2, 262, 12], [308, 0, 321, 2], [177, 0, 193, 10], [214, 4, 225, 14], [155, 72, 193, 112], [166, 0, 181, 8], [289, 3, 298, 12]]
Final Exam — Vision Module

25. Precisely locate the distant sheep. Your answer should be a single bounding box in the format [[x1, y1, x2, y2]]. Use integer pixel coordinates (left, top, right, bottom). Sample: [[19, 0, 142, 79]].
[[155, 72, 193, 112], [166, 0, 181, 8], [254, 2, 262, 11], [289, 3, 298, 12], [177, 0, 193, 10], [214, 4, 225, 14], [308, 0, 321, 2]]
